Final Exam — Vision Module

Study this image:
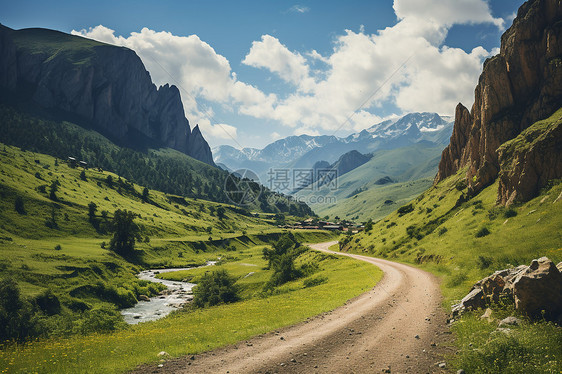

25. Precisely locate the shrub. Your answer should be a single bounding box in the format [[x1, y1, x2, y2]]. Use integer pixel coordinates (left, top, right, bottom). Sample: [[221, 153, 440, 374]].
[[34, 289, 61, 316], [263, 233, 305, 288], [0, 279, 41, 342], [477, 255, 493, 270], [14, 196, 25, 214], [438, 227, 448, 236], [49, 180, 59, 201], [364, 219, 373, 232], [79, 170, 87, 181], [54, 244, 62, 251], [397, 204, 414, 215], [455, 179, 468, 191], [303, 276, 328, 288], [504, 208, 517, 218], [74, 307, 126, 335], [475, 227, 491, 238], [192, 269, 240, 308]]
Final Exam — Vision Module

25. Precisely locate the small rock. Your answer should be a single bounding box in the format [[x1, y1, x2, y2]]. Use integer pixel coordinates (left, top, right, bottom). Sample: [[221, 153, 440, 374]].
[[382, 366, 391, 373], [405, 355, 410, 358], [480, 308, 494, 322], [190, 355, 195, 360], [492, 327, 512, 336], [430, 342, 436, 347], [280, 362, 285, 367], [157, 351, 169, 357], [290, 358, 296, 362], [157, 364, 164, 368], [438, 362, 446, 368], [457, 370, 466, 374], [414, 334, 420, 339], [498, 316, 523, 327], [280, 336, 285, 340], [139, 295, 151, 302]]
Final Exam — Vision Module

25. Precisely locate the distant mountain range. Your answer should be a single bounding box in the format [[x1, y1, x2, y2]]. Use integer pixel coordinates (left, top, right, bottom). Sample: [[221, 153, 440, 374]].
[[214, 112, 453, 191]]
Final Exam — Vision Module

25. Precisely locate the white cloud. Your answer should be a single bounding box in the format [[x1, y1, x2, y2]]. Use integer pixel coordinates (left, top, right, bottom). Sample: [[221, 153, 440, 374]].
[[270, 132, 282, 141], [242, 35, 314, 91], [289, 5, 310, 14], [73, 0, 504, 146], [237, 0, 500, 134], [198, 120, 238, 140], [393, 0, 504, 29]]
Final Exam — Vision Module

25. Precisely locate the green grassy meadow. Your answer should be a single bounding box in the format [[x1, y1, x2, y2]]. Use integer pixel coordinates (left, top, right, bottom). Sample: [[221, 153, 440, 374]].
[[341, 143, 562, 372], [0, 242, 380, 374], [0, 143, 386, 373]]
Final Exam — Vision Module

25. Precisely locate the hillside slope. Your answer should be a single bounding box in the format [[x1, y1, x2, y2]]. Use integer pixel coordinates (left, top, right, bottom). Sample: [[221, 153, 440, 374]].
[[295, 143, 443, 221]]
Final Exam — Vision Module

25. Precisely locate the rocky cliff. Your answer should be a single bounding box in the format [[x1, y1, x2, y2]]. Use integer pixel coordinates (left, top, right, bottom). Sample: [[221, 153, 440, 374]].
[[0, 25, 215, 166], [435, 0, 562, 203]]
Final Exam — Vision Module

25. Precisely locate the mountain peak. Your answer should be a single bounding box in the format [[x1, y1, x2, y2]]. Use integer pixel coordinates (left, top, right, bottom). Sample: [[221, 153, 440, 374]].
[[0, 25, 215, 166], [435, 0, 562, 204]]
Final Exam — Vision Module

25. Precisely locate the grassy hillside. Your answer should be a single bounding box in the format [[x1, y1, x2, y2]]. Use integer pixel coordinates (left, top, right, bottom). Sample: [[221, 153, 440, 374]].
[[340, 109, 562, 373], [0, 143, 329, 330], [295, 143, 443, 221], [0, 105, 313, 216], [319, 178, 433, 222], [10, 27, 106, 67], [0, 243, 380, 373], [0, 144, 382, 374]]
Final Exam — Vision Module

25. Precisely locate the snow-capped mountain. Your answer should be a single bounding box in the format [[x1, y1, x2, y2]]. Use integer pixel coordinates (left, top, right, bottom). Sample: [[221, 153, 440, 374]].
[[213, 112, 453, 186]]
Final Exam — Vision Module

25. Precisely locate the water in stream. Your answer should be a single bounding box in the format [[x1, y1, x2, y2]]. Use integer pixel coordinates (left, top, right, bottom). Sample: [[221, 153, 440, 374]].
[[121, 262, 216, 324]]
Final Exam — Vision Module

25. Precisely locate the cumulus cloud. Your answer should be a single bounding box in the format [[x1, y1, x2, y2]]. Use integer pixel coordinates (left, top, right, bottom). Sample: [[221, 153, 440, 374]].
[[393, 0, 504, 29], [73, 0, 504, 143], [198, 120, 238, 140], [237, 0, 501, 135], [242, 35, 314, 91]]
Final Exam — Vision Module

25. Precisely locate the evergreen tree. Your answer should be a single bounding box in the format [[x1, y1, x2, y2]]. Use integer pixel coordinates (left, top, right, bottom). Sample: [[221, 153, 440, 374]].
[[109, 210, 140, 256]]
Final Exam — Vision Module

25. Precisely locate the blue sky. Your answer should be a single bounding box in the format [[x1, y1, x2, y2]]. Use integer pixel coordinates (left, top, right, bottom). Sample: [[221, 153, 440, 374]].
[[1, 0, 523, 149]]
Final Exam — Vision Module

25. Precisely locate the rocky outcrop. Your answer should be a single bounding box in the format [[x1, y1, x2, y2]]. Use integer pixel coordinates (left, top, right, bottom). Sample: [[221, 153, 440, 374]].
[[435, 0, 562, 203], [452, 257, 562, 323], [0, 25, 215, 166], [497, 110, 562, 204]]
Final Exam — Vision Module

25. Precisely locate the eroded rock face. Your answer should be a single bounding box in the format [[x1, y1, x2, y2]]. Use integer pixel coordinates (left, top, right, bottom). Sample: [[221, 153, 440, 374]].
[[0, 26, 215, 166], [436, 0, 562, 203], [510, 257, 562, 320], [497, 115, 562, 205], [452, 257, 562, 323]]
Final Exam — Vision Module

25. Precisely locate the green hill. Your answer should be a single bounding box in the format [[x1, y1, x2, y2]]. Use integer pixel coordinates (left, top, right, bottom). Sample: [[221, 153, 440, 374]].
[[0, 104, 313, 216], [342, 109, 562, 373], [295, 143, 443, 221], [0, 143, 328, 333]]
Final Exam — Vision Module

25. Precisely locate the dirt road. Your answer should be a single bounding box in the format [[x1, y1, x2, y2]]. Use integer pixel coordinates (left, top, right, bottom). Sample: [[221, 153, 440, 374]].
[[133, 241, 452, 373]]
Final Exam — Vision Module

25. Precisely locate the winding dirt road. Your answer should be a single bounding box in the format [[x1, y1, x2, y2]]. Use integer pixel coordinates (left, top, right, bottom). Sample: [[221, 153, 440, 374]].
[[133, 241, 452, 373]]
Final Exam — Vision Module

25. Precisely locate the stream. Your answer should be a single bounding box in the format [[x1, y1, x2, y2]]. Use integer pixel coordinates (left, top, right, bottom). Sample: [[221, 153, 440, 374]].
[[121, 261, 216, 325]]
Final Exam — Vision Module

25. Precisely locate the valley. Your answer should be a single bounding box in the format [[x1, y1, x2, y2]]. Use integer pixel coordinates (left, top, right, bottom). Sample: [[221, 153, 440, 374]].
[[1, 0, 562, 373]]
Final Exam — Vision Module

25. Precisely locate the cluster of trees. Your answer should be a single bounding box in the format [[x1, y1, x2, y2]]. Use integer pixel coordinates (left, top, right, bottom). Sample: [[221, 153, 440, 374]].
[[192, 270, 240, 308], [0, 105, 313, 216], [262, 233, 307, 288]]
